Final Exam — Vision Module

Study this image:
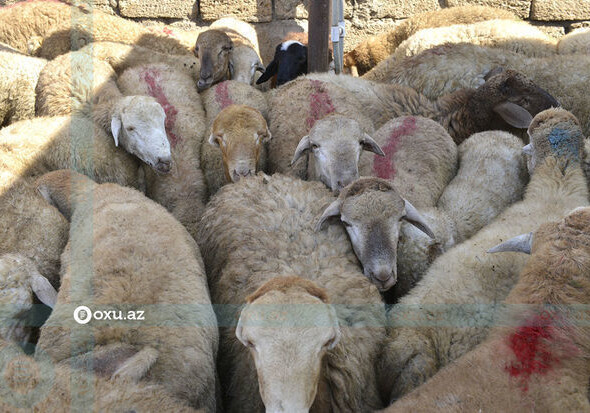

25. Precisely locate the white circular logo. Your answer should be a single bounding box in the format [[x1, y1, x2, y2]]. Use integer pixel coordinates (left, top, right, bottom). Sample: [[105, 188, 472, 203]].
[[73, 306, 92, 324]]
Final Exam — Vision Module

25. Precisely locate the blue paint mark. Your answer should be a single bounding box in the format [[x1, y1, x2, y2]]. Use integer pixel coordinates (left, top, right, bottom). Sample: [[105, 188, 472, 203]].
[[548, 127, 580, 161]]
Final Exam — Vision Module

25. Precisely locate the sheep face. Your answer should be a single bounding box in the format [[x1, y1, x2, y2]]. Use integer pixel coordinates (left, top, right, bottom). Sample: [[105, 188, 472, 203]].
[[236, 289, 340, 413], [210, 105, 271, 182], [317, 178, 435, 291], [195, 30, 233, 91], [111, 96, 172, 174], [291, 115, 384, 193], [472, 69, 559, 131], [256, 41, 308, 87], [231, 46, 265, 85], [0, 254, 56, 344]]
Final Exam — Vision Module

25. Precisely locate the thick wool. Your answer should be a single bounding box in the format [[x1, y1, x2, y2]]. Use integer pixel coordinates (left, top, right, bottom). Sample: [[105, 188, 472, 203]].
[[197, 174, 387, 412], [0, 115, 141, 286], [0, 1, 191, 59], [266, 78, 374, 179], [379, 108, 589, 400], [35, 170, 218, 412], [200, 81, 269, 196], [557, 27, 590, 55], [368, 43, 590, 138], [343, 5, 517, 75], [380, 207, 590, 412], [117, 63, 208, 238], [0, 50, 46, 127]]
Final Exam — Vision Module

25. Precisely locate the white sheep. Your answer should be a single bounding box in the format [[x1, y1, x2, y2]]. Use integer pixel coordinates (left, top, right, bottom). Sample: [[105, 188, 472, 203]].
[[199, 80, 269, 196], [117, 63, 208, 238], [35, 169, 218, 412], [0, 49, 46, 126], [0, 114, 143, 286], [380, 206, 590, 412], [342, 5, 517, 75], [0, 1, 192, 58], [379, 108, 589, 401], [303, 71, 558, 144], [557, 26, 590, 55], [35, 49, 173, 174], [197, 173, 387, 412], [195, 18, 263, 90]]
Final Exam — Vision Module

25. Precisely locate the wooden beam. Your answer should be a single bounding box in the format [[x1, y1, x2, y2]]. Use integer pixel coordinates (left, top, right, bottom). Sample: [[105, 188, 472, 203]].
[[308, 0, 331, 73]]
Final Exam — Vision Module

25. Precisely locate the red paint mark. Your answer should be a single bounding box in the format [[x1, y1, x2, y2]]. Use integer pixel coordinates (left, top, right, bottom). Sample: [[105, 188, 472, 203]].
[[214, 81, 234, 109], [162, 27, 175, 37], [373, 116, 416, 179], [505, 311, 558, 392], [141, 68, 180, 148], [306, 80, 335, 129]]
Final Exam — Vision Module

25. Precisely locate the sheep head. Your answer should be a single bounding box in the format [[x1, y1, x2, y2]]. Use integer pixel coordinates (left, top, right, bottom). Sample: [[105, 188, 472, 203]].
[[231, 45, 265, 85], [316, 178, 435, 291], [523, 107, 583, 174], [195, 30, 233, 91], [291, 114, 384, 193], [256, 40, 308, 87], [210, 104, 271, 182], [236, 276, 340, 413], [111, 96, 172, 174], [471, 68, 559, 132], [0, 254, 57, 344]]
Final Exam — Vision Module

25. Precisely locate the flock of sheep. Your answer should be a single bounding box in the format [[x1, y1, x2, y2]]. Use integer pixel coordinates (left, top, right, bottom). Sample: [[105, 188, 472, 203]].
[[1, 1, 590, 412]]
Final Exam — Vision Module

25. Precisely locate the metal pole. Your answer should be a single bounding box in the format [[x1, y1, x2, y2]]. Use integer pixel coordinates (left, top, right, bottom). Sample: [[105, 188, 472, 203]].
[[331, 0, 344, 74], [308, 0, 331, 73]]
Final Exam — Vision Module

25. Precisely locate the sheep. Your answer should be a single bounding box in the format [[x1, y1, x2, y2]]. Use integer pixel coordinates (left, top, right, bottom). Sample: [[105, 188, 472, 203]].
[[343, 5, 518, 76], [378, 108, 589, 401], [197, 173, 387, 412], [0, 253, 56, 346], [557, 27, 590, 55], [388, 19, 557, 65], [365, 43, 590, 138], [290, 113, 385, 193], [207, 104, 271, 188], [0, 339, 204, 412], [35, 50, 173, 174], [302, 71, 558, 144], [34, 169, 218, 412], [117, 63, 208, 238], [0, 0, 192, 59], [199, 80, 269, 196], [0, 49, 46, 127], [379, 206, 590, 412], [266, 78, 375, 181], [0, 114, 143, 286], [195, 18, 263, 90]]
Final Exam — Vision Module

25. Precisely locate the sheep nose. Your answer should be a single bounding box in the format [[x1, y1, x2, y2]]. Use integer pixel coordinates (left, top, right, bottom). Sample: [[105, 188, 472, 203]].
[[367, 266, 396, 291], [156, 158, 172, 173], [232, 167, 253, 182]]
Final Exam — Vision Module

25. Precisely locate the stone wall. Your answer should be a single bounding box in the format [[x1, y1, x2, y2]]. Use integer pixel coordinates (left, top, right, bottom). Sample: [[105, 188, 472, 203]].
[[2, 0, 590, 63]]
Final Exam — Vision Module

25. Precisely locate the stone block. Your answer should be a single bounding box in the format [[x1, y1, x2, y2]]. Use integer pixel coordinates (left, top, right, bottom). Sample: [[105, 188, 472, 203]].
[[200, 0, 272, 23], [445, 0, 531, 19], [531, 0, 590, 21], [119, 0, 196, 18], [372, 0, 440, 19], [531, 22, 566, 38], [275, 0, 353, 20]]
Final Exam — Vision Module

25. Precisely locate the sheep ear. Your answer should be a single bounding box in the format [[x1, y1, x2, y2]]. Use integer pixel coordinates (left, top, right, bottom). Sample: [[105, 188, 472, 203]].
[[523, 143, 533, 156], [361, 133, 385, 156], [235, 310, 247, 347], [291, 135, 311, 165], [110, 116, 121, 147], [256, 59, 278, 84], [209, 133, 222, 147], [402, 199, 435, 239], [484, 66, 505, 81], [229, 60, 235, 79], [316, 199, 342, 232], [493, 102, 533, 129], [487, 232, 533, 254], [30, 273, 57, 308], [255, 62, 265, 73]]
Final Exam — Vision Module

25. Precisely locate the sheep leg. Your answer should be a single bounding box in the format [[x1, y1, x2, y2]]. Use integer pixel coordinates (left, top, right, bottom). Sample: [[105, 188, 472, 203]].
[[111, 346, 158, 383]]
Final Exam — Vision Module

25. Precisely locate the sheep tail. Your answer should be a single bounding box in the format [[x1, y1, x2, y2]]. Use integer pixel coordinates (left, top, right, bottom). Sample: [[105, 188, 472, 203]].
[[111, 346, 159, 383], [35, 169, 95, 221]]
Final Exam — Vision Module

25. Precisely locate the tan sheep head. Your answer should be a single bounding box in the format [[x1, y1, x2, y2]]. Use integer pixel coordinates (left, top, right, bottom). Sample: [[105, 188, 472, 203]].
[[236, 276, 340, 413], [210, 104, 271, 183], [291, 114, 384, 193], [195, 30, 233, 91], [111, 96, 172, 174], [316, 178, 435, 291], [0, 254, 57, 344]]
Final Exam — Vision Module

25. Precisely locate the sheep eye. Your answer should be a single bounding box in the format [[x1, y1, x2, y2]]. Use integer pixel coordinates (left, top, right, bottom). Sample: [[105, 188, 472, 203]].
[[126, 126, 135, 132], [341, 220, 351, 228], [246, 340, 255, 348], [311, 144, 319, 150]]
